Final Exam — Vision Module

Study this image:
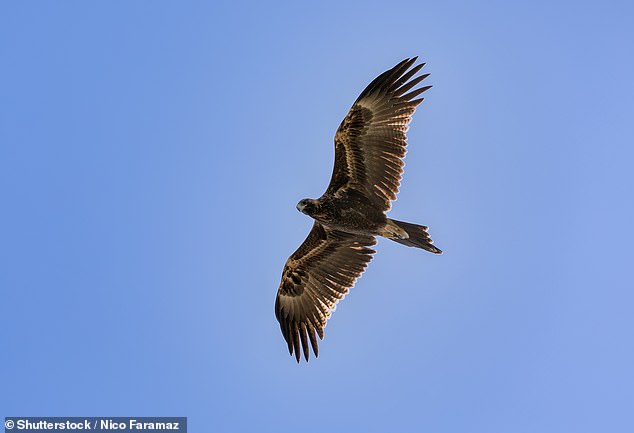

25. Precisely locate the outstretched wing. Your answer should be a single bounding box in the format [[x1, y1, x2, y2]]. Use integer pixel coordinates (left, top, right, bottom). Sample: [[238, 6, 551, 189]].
[[275, 222, 376, 362], [327, 57, 431, 211]]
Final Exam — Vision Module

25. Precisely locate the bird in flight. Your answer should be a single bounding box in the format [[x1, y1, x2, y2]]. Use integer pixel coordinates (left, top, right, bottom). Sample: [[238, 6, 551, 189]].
[[275, 57, 442, 363]]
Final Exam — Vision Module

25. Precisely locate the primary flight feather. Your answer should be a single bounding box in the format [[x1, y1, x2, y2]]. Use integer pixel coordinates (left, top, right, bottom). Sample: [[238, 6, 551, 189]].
[[275, 57, 442, 363]]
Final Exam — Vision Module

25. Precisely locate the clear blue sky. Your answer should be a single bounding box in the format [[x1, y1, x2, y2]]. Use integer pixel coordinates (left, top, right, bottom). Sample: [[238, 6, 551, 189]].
[[2, 1, 633, 432]]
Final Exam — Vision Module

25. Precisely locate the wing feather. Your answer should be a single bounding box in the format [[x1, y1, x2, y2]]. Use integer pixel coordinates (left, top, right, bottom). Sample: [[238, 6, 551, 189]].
[[275, 222, 376, 362], [327, 58, 431, 211]]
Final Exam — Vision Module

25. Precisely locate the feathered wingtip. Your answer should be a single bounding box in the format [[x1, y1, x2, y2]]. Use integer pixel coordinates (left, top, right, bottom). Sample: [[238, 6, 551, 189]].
[[281, 320, 322, 363], [275, 297, 322, 363], [355, 57, 432, 105]]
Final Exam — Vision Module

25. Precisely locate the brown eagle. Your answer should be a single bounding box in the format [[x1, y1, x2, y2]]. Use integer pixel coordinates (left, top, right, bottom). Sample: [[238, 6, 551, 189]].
[[275, 58, 442, 362]]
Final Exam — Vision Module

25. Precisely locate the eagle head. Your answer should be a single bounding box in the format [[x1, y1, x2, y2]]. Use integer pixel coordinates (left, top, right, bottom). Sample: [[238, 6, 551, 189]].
[[296, 198, 318, 216]]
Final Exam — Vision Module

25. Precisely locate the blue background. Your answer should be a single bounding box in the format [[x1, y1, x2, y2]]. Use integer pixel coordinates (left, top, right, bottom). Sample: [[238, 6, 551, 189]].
[[2, 1, 633, 432]]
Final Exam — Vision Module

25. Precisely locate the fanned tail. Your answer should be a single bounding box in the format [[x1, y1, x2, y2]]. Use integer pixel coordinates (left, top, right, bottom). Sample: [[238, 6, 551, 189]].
[[383, 218, 442, 254]]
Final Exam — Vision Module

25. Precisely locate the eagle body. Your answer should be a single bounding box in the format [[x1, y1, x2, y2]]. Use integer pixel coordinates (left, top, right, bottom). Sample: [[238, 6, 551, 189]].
[[275, 58, 442, 362], [298, 189, 387, 236]]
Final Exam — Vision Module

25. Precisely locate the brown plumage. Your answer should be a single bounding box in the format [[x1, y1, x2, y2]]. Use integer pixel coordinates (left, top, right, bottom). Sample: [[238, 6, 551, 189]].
[[275, 58, 442, 363]]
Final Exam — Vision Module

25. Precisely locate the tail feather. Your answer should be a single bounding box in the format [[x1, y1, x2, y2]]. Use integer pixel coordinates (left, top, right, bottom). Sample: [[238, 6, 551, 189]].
[[385, 218, 442, 254]]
